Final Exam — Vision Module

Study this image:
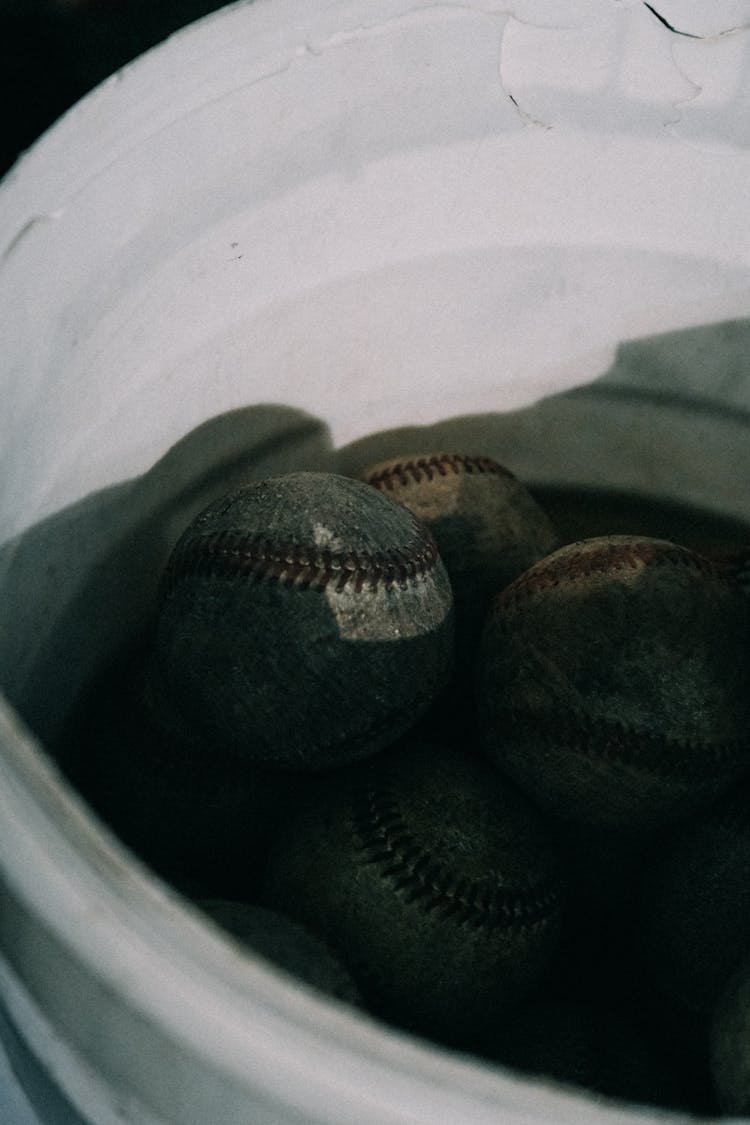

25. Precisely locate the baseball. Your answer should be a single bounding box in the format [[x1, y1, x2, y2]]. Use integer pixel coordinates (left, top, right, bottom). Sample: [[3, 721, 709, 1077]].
[[478, 535, 750, 833], [260, 740, 564, 1048], [155, 472, 455, 770], [359, 451, 558, 660]]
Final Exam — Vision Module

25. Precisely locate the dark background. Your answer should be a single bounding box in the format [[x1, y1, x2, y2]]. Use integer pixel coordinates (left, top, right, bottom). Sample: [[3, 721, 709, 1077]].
[[0, 0, 232, 179]]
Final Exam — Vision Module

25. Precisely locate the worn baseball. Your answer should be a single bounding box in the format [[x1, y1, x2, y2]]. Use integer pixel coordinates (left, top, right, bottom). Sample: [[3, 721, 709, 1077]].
[[359, 452, 558, 659], [155, 472, 454, 770], [260, 741, 564, 1047], [478, 535, 750, 832]]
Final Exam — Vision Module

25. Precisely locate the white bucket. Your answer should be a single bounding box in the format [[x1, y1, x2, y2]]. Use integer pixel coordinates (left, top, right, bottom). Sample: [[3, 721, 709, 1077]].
[[1, 2, 750, 1121]]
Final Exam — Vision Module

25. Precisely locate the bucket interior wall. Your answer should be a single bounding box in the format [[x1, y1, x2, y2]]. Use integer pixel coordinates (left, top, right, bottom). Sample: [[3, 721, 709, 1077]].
[[1, 2, 750, 1123]]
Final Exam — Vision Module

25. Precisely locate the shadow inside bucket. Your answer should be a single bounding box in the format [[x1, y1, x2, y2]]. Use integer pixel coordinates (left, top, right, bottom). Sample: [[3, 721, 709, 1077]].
[[0, 404, 335, 753], [1, 319, 750, 1118], [3, 316, 750, 761]]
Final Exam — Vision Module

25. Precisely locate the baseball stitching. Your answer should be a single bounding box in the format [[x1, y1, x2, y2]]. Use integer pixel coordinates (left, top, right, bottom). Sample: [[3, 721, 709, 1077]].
[[161, 518, 439, 598], [492, 539, 730, 615], [365, 453, 514, 490], [351, 781, 560, 932]]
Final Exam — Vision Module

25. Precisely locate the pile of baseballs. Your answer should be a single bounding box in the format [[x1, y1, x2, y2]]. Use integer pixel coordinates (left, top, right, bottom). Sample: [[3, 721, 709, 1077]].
[[65, 453, 750, 1115]]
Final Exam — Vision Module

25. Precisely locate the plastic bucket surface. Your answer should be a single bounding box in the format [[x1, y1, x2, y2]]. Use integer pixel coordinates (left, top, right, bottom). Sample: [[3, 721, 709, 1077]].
[[1, 1, 750, 1122]]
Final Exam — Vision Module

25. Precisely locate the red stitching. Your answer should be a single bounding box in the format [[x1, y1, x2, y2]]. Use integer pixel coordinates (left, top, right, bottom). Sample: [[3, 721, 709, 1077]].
[[161, 518, 440, 597], [352, 783, 560, 932], [492, 539, 728, 615], [365, 453, 514, 491]]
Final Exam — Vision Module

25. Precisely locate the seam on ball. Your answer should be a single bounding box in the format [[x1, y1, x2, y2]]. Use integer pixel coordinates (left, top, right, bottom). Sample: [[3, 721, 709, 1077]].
[[351, 783, 560, 933], [160, 519, 440, 596], [365, 454, 514, 490], [491, 541, 730, 614]]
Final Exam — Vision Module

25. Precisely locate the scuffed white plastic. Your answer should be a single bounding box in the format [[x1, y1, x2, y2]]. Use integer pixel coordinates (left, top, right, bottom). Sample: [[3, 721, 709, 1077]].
[[1, 2, 750, 1123], [1, 1, 750, 543]]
